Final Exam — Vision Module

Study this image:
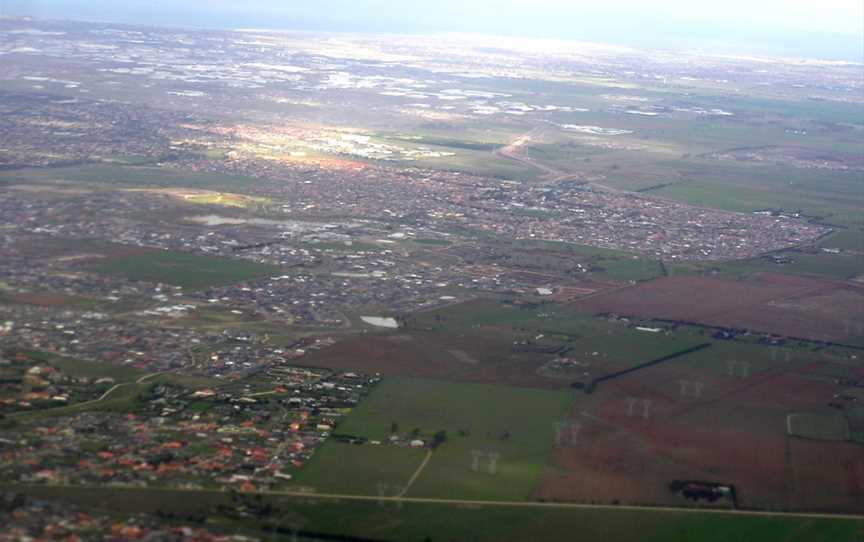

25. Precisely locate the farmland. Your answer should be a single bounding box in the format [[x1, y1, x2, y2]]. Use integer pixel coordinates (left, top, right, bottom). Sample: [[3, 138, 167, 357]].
[[569, 274, 864, 345], [534, 332, 864, 513], [292, 441, 427, 496], [787, 412, 852, 441], [6, 484, 863, 542], [0, 164, 261, 193], [302, 299, 709, 388], [294, 376, 570, 501], [0, 14, 862, 541]]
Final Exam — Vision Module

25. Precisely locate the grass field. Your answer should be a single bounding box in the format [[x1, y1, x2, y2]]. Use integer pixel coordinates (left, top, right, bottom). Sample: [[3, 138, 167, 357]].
[[652, 180, 863, 226], [508, 239, 665, 283], [10, 349, 144, 382], [395, 148, 543, 182], [412, 298, 702, 364], [90, 250, 281, 290], [295, 376, 570, 501], [7, 485, 863, 542], [819, 229, 864, 252], [0, 289, 105, 311], [292, 441, 427, 496], [716, 252, 864, 282], [0, 349, 150, 422], [0, 164, 261, 193], [787, 413, 851, 442], [7, 381, 150, 423], [661, 339, 812, 377], [639, 161, 864, 227]]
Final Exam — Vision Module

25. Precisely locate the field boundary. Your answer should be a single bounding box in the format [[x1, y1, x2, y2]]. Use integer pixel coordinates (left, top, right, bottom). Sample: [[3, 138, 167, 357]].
[[586, 343, 712, 392]]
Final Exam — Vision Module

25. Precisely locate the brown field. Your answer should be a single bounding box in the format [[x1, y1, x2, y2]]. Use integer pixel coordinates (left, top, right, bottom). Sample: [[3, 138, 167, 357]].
[[787, 439, 864, 511], [299, 329, 566, 389], [536, 404, 791, 508], [569, 273, 864, 344], [3, 292, 83, 307], [534, 352, 864, 512], [13, 234, 153, 261]]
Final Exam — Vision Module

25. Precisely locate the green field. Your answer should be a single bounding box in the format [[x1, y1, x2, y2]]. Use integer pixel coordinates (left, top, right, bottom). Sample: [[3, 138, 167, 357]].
[[411, 298, 703, 365], [6, 381, 150, 423], [714, 252, 864, 281], [0, 164, 260, 193], [507, 239, 665, 282], [0, 349, 150, 422], [293, 441, 427, 496], [9, 349, 144, 382], [651, 178, 863, 226], [386, 134, 502, 151], [819, 229, 864, 252], [396, 149, 543, 182], [661, 339, 811, 377], [295, 376, 570, 501], [617, 159, 864, 229], [0, 289, 108, 311], [787, 413, 852, 442], [90, 250, 281, 290], [8, 485, 863, 542]]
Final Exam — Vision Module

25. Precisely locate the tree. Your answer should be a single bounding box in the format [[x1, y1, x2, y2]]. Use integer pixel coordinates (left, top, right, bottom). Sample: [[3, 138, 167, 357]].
[[431, 430, 448, 449], [389, 421, 399, 434], [411, 428, 421, 438]]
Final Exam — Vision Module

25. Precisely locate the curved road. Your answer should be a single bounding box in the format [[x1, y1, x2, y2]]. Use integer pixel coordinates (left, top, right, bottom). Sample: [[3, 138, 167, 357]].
[[94, 370, 167, 402]]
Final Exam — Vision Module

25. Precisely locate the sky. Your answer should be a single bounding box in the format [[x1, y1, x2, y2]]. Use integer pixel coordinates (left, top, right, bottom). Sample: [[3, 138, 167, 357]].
[[4, 0, 863, 60]]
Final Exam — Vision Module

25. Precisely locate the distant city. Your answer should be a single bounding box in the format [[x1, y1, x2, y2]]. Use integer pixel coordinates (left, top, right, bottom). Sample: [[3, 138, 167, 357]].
[[0, 13, 862, 542]]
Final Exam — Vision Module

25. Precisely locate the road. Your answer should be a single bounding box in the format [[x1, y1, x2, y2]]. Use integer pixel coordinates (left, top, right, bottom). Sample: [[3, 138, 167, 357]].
[[397, 450, 433, 498], [23, 483, 861, 521], [263, 489, 864, 521], [493, 128, 641, 195], [48, 370, 167, 409], [494, 127, 564, 182]]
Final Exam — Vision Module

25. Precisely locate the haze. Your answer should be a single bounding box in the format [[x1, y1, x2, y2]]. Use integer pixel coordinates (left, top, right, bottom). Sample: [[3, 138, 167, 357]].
[[4, 0, 863, 60]]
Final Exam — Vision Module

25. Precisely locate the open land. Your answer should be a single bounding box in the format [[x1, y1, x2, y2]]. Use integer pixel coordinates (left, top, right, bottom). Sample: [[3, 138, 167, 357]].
[[0, 16, 861, 541], [570, 274, 864, 345]]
